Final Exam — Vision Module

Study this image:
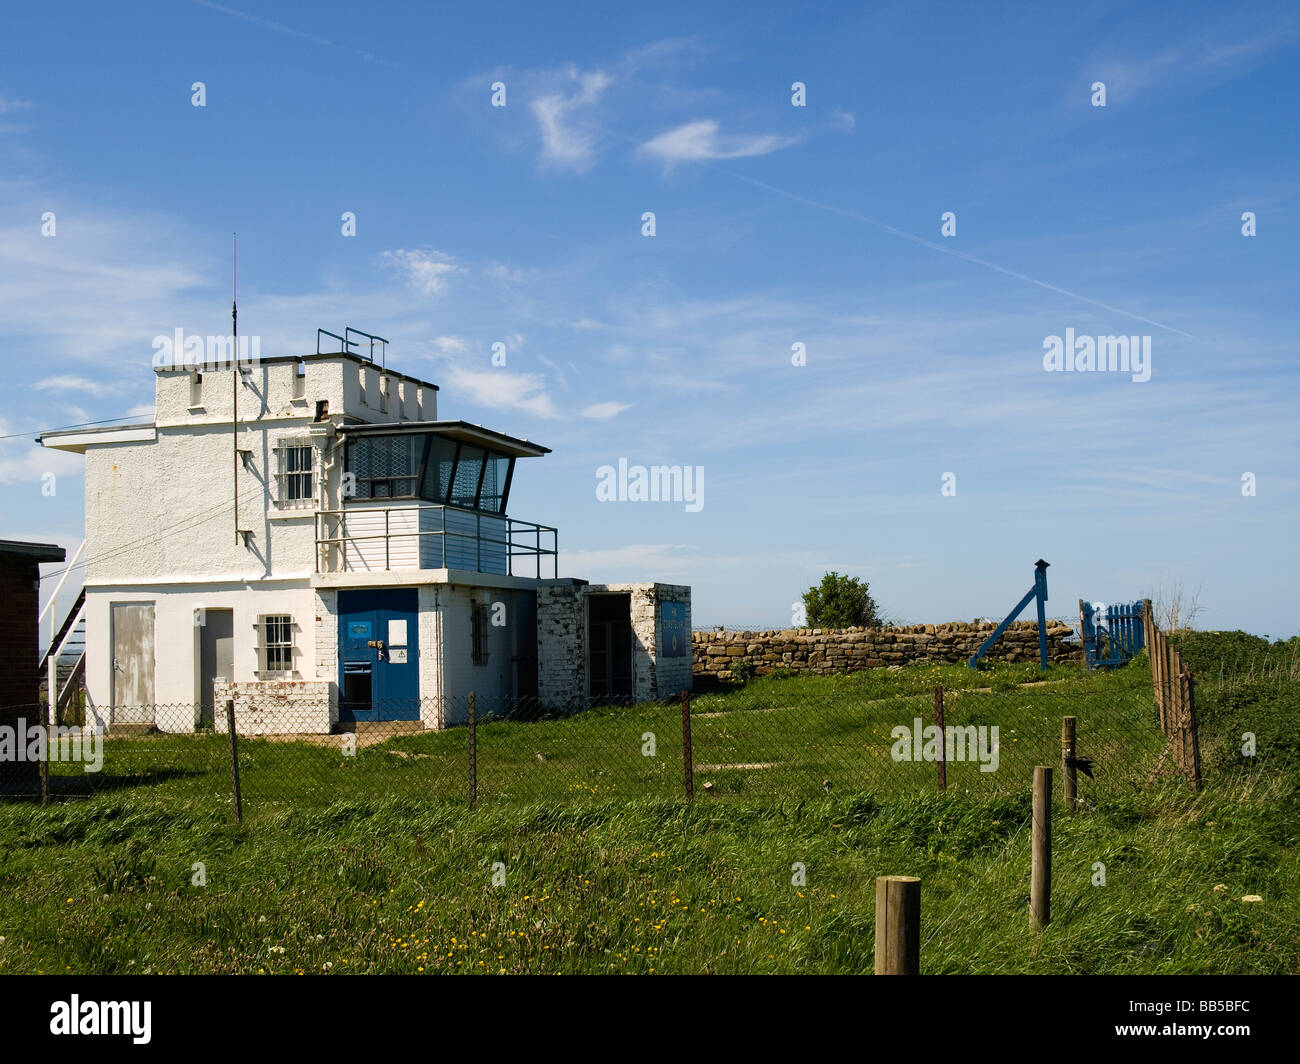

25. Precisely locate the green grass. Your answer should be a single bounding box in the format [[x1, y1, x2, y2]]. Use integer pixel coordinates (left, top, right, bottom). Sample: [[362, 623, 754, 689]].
[[43, 659, 1165, 805], [1, 774, 1295, 974], [5, 638, 1296, 974]]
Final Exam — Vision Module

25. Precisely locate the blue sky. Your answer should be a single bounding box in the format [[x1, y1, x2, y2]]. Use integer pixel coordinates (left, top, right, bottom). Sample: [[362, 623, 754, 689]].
[[2, 0, 1297, 635]]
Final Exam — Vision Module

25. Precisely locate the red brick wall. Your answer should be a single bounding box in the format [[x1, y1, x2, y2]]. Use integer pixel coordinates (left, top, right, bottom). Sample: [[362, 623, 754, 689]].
[[0, 556, 42, 791]]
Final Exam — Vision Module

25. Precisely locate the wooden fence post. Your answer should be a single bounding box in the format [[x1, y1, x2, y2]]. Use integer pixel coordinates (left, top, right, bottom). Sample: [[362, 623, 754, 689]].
[[1031, 766, 1051, 930], [934, 685, 946, 793], [874, 876, 921, 974], [681, 690, 694, 800], [1061, 717, 1077, 811], [225, 699, 242, 823], [468, 691, 477, 810], [1182, 668, 1202, 790], [39, 705, 49, 806], [1170, 634, 1180, 733]]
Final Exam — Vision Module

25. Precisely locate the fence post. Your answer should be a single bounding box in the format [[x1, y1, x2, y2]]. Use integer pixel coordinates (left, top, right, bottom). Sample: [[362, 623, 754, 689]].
[[1170, 634, 1180, 733], [874, 876, 921, 974], [681, 690, 694, 800], [1182, 668, 1202, 790], [1031, 766, 1051, 930], [1034, 560, 1050, 672], [468, 692, 477, 810], [934, 685, 946, 793], [1061, 717, 1077, 811], [225, 699, 242, 823], [39, 733, 49, 805]]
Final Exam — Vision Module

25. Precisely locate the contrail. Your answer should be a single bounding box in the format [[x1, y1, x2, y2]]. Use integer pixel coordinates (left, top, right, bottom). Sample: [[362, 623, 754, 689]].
[[602, 122, 1194, 338]]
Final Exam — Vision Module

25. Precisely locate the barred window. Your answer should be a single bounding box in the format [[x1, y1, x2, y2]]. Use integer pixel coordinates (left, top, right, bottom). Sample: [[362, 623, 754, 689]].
[[276, 439, 314, 507], [258, 614, 294, 674], [471, 603, 488, 665]]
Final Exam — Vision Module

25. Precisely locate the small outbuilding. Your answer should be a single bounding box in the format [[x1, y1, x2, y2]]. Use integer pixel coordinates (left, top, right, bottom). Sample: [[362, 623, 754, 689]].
[[0, 539, 67, 792]]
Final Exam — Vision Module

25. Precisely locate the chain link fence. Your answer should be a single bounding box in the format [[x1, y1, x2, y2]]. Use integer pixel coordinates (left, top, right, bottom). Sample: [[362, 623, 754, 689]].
[[0, 679, 1192, 813]]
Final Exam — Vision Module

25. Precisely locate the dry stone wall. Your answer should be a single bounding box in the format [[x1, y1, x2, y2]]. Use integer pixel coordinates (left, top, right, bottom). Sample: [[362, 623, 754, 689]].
[[692, 620, 1076, 680]]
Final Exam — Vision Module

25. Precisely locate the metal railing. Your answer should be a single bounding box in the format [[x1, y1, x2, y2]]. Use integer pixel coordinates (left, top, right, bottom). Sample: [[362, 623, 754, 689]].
[[315, 502, 557, 578], [315, 326, 389, 367]]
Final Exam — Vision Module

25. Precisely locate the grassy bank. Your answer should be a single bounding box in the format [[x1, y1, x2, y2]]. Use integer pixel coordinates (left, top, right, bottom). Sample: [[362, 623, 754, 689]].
[[1, 772, 1295, 974], [43, 659, 1165, 806], [4, 635, 1296, 974]]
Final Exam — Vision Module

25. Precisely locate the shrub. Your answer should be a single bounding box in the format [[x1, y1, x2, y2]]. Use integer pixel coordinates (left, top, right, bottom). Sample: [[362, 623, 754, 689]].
[[802, 571, 882, 629]]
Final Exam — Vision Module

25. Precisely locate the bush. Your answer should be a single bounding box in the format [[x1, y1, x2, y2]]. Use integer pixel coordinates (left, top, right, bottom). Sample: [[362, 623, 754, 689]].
[[729, 660, 755, 684], [802, 571, 882, 629]]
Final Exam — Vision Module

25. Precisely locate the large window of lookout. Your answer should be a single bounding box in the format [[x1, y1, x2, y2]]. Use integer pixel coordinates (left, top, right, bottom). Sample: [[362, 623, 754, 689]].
[[349, 434, 420, 498], [420, 436, 459, 504], [345, 432, 516, 513]]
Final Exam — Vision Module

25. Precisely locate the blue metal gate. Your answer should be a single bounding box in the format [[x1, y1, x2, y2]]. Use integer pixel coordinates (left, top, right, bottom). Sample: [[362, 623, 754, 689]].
[[1079, 599, 1145, 669], [338, 588, 420, 721]]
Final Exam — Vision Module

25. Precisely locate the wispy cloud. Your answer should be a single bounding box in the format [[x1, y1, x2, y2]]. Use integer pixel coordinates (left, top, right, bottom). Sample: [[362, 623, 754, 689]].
[[380, 249, 460, 296], [560, 542, 695, 581], [433, 336, 467, 354], [0, 418, 84, 486], [0, 193, 207, 367], [1085, 14, 1300, 101], [581, 401, 631, 420], [35, 375, 123, 397], [638, 119, 799, 166], [530, 67, 613, 173], [441, 365, 558, 419]]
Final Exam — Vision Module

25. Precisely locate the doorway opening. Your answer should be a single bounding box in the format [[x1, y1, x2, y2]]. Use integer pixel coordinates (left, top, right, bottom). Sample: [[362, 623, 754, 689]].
[[198, 608, 233, 728], [588, 593, 633, 703]]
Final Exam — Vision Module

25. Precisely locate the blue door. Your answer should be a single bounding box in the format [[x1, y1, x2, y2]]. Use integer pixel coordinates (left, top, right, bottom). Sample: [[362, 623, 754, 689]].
[[338, 589, 420, 722]]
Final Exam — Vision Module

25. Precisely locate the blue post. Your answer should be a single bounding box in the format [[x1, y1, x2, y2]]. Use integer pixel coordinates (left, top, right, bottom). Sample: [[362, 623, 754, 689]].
[[1034, 559, 1049, 672], [968, 559, 1051, 670]]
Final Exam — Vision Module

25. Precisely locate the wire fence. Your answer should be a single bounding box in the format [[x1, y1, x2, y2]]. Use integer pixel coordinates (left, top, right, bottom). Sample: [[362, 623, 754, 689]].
[[0, 682, 1193, 813]]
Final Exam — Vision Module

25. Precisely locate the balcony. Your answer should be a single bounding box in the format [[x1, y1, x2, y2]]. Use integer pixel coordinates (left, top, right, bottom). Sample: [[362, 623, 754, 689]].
[[315, 502, 557, 578]]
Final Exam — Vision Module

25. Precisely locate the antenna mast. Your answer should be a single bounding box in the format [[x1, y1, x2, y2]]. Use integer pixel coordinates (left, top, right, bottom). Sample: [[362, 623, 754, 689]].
[[232, 233, 240, 545]]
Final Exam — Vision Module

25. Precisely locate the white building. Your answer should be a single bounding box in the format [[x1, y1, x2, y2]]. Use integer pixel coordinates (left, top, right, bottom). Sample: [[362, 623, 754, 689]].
[[39, 335, 691, 734]]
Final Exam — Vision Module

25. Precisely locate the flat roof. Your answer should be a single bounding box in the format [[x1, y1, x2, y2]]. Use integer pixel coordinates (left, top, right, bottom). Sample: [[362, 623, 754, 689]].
[[37, 423, 157, 453], [338, 420, 550, 457], [154, 351, 440, 392], [0, 540, 67, 562]]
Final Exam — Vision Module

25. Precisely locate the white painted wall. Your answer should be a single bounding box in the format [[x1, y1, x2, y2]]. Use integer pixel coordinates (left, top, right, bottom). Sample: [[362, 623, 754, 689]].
[[434, 583, 518, 724], [84, 355, 437, 588], [83, 580, 316, 732]]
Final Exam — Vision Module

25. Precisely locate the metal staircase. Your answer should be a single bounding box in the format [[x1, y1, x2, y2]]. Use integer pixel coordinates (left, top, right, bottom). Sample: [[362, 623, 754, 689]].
[[38, 540, 86, 722]]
